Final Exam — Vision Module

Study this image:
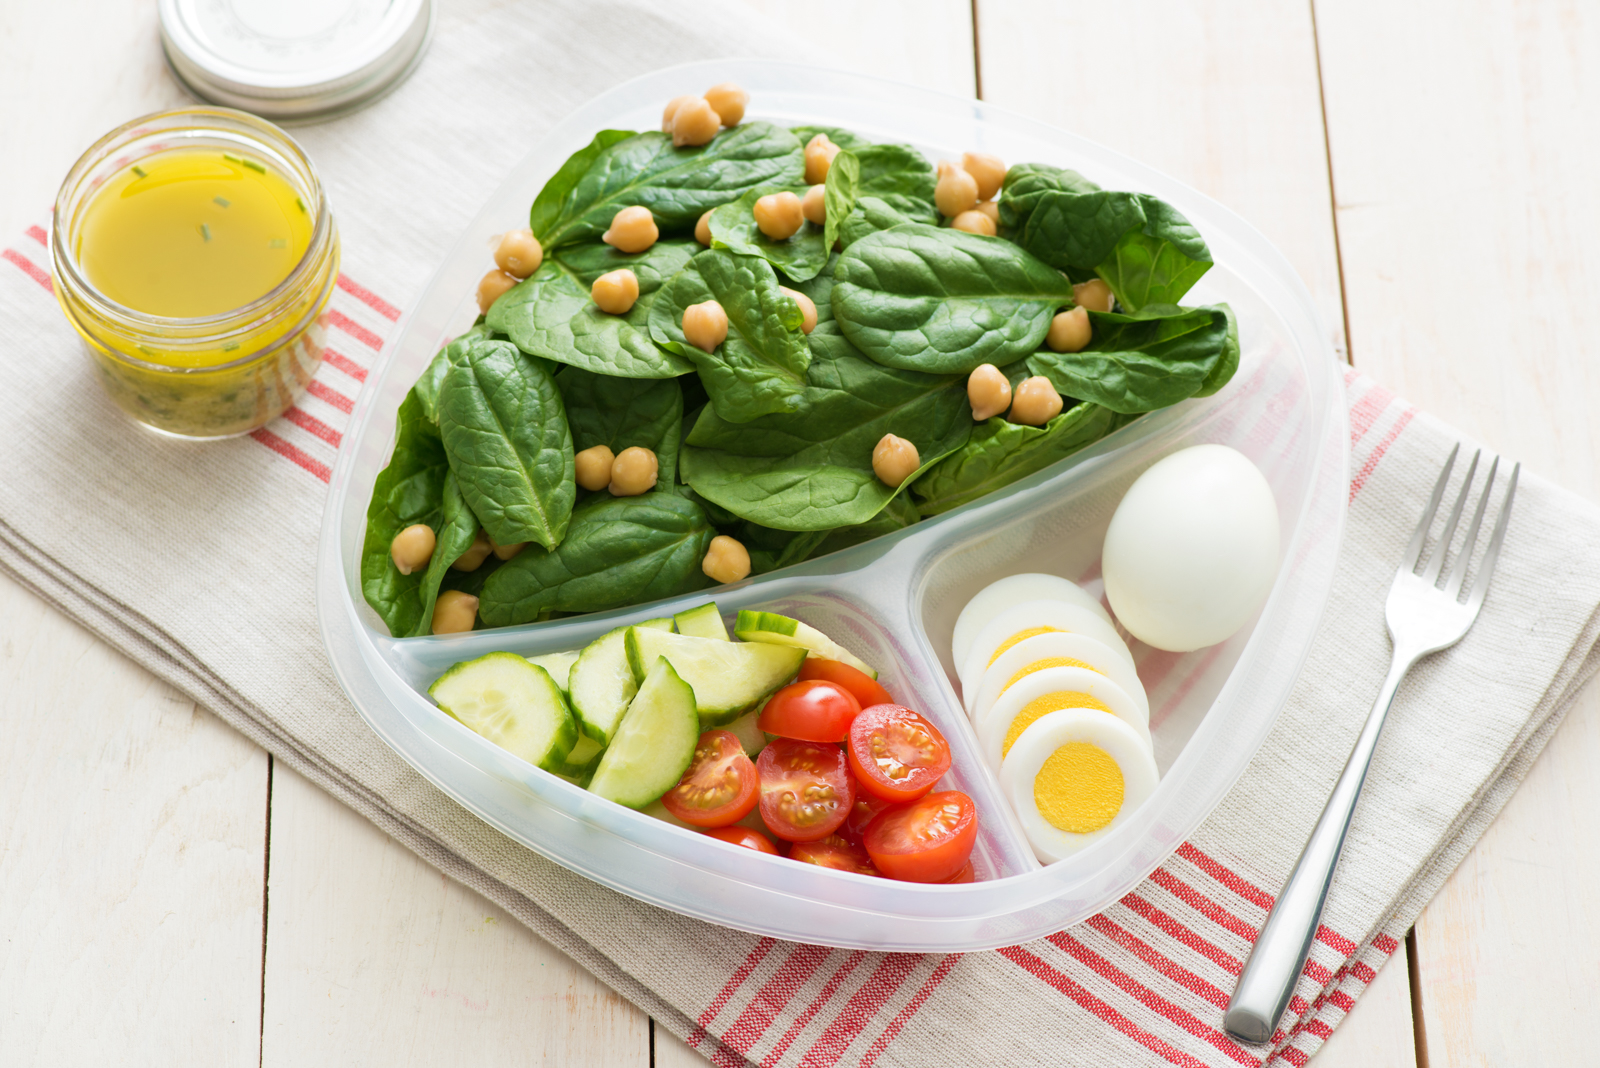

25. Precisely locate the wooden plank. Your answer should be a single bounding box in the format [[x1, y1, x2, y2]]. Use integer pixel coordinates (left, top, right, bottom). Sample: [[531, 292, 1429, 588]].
[[258, 764, 649, 1067], [733, 0, 975, 96], [1308, 941, 1418, 1068], [0, 572, 268, 1066], [1315, 0, 1600, 1063]]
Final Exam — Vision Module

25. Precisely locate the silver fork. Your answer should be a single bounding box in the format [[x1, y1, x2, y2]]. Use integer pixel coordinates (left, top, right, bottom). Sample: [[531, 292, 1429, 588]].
[[1223, 445, 1520, 1044]]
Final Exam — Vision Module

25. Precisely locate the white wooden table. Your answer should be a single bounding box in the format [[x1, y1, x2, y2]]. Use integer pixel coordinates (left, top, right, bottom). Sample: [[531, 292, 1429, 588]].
[[4, 2, 1595, 1064]]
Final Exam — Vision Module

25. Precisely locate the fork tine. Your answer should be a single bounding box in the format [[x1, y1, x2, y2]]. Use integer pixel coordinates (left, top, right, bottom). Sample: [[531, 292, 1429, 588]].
[[1403, 443, 1459, 573], [1422, 450, 1480, 585], [1446, 456, 1499, 600], [1466, 462, 1520, 614]]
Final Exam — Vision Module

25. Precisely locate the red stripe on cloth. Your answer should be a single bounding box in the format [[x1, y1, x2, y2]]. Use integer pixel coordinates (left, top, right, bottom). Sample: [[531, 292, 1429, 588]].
[[322, 347, 369, 383], [1346, 382, 1396, 444], [1327, 989, 1355, 1012], [3, 248, 53, 293], [249, 428, 331, 482], [337, 272, 402, 321], [1046, 931, 1262, 1067], [326, 307, 385, 350], [857, 955, 960, 1068], [998, 946, 1215, 1068], [1350, 961, 1377, 983], [1147, 868, 1260, 944], [26, 225, 47, 246], [1175, 843, 1275, 912], [689, 937, 776, 1050], [717, 944, 832, 1057], [306, 378, 355, 414], [1316, 924, 1358, 956], [1289, 995, 1310, 1016], [796, 953, 921, 1068], [1085, 914, 1232, 1009], [759, 951, 868, 1068], [1277, 1045, 1309, 1066], [1304, 959, 1334, 985], [1304, 1019, 1333, 1040], [281, 405, 341, 447], [1118, 892, 1243, 975], [1349, 406, 1417, 503], [1373, 933, 1400, 955]]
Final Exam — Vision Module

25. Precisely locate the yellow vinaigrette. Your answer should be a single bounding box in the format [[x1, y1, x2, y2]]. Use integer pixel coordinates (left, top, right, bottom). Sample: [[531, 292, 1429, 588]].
[[77, 150, 312, 325], [1033, 742, 1124, 834]]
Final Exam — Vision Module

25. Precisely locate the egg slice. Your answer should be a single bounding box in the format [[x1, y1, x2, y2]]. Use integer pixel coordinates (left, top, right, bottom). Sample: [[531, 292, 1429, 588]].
[[1000, 709, 1160, 863], [951, 573, 1114, 669], [976, 665, 1151, 771], [958, 599, 1133, 701], [965, 630, 1149, 724]]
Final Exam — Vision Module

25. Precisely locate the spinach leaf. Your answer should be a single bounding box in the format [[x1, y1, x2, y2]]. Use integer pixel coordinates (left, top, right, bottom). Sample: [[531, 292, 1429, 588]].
[[811, 492, 920, 558], [998, 163, 1100, 235], [913, 403, 1121, 516], [360, 392, 449, 637], [415, 323, 496, 425], [822, 145, 939, 243], [409, 472, 482, 636], [679, 327, 970, 531], [738, 523, 831, 576], [648, 249, 812, 422], [708, 185, 830, 283], [822, 150, 859, 252], [1095, 197, 1213, 310], [789, 259, 837, 327], [486, 239, 697, 378], [556, 369, 683, 489], [1194, 303, 1240, 398], [1025, 304, 1232, 414], [832, 224, 1075, 374], [528, 129, 636, 241], [530, 123, 804, 250], [836, 196, 919, 250], [788, 125, 874, 151], [478, 492, 713, 625], [438, 339, 575, 551]]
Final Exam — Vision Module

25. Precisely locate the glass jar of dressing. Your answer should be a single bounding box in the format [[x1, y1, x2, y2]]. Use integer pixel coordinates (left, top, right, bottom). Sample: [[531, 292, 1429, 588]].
[[51, 107, 339, 439]]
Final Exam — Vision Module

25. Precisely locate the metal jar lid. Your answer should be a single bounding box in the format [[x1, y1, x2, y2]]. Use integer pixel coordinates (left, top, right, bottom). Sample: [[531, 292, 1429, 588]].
[[158, 0, 434, 122]]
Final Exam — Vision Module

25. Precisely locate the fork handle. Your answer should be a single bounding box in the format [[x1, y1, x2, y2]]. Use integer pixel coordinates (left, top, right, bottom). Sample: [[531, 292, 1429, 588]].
[[1223, 646, 1420, 1044]]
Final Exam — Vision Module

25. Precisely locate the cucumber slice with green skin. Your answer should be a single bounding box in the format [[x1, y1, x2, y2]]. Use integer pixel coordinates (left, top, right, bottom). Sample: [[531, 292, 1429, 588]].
[[587, 657, 699, 809], [568, 616, 674, 745], [732, 610, 879, 679], [625, 627, 806, 727], [722, 707, 767, 758], [525, 650, 581, 694], [673, 601, 729, 641], [428, 652, 577, 773], [558, 734, 605, 780]]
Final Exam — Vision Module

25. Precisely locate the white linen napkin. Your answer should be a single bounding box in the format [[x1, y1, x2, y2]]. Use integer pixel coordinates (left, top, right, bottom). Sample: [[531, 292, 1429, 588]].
[[4, 3, 1598, 1065]]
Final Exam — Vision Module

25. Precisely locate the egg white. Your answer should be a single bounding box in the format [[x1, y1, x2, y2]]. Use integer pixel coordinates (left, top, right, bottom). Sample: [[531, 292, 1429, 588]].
[[966, 630, 1150, 724], [976, 665, 1151, 771], [951, 573, 1115, 668], [958, 599, 1134, 700], [999, 709, 1160, 863]]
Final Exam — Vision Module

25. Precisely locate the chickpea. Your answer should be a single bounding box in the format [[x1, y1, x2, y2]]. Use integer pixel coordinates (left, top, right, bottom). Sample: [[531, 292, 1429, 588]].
[[1010, 376, 1064, 426], [494, 228, 544, 278], [753, 191, 804, 240], [431, 590, 479, 635], [476, 269, 518, 314], [390, 523, 436, 576], [801, 183, 827, 226], [1046, 306, 1092, 353], [1073, 278, 1115, 313], [872, 433, 920, 488], [695, 209, 714, 247], [779, 286, 818, 334], [704, 82, 749, 126], [575, 444, 616, 491], [488, 534, 525, 561], [966, 364, 1012, 421], [672, 96, 720, 147], [976, 200, 1000, 227], [683, 300, 729, 352], [804, 134, 840, 185], [702, 535, 751, 585], [935, 166, 980, 218], [662, 94, 697, 132], [591, 269, 640, 314], [602, 206, 658, 254], [950, 209, 996, 236], [609, 446, 659, 496], [451, 528, 493, 572], [961, 152, 1007, 201]]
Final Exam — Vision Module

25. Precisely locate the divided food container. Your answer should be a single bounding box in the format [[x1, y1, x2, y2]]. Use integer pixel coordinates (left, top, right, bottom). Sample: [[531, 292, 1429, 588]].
[[316, 60, 1348, 952]]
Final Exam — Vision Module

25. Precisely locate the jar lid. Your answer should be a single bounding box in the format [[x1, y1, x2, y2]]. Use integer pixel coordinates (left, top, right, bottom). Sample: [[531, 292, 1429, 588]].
[[158, 0, 433, 122]]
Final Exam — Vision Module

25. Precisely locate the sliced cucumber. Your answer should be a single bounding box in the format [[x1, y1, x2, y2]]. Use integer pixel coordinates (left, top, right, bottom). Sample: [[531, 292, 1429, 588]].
[[558, 735, 605, 781], [733, 610, 879, 679], [568, 616, 674, 745], [428, 652, 577, 773], [673, 601, 729, 641], [587, 657, 699, 809], [625, 627, 806, 727], [525, 650, 580, 694], [722, 707, 767, 758]]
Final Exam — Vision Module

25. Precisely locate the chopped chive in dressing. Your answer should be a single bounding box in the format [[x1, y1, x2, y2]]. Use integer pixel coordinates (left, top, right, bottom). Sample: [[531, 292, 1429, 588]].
[[214, 196, 230, 208], [241, 158, 266, 174], [131, 165, 147, 179], [199, 223, 212, 242], [268, 238, 286, 248], [295, 196, 307, 213]]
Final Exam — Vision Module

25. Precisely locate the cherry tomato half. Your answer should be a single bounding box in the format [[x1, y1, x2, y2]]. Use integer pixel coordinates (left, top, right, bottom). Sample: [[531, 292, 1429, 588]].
[[798, 658, 894, 709], [790, 835, 879, 876], [661, 730, 758, 828], [839, 792, 898, 845], [863, 790, 978, 883], [940, 860, 976, 884], [703, 825, 780, 855], [847, 704, 952, 803], [757, 680, 861, 743], [757, 738, 856, 842]]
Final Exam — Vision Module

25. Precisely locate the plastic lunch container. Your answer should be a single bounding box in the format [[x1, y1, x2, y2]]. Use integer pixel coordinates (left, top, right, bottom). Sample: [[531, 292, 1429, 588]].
[[316, 60, 1349, 952]]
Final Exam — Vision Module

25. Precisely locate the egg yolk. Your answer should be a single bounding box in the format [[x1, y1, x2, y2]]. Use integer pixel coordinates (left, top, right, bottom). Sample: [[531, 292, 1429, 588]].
[[1033, 742, 1124, 834], [1002, 656, 1100, 694], [988, 626, 1064, 666], [1002, 692, 1113, 757]]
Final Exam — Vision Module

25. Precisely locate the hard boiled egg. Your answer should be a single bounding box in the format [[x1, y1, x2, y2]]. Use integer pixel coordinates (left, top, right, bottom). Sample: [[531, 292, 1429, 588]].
[[977, 665, 1150, 770], [1102, 444, 1280, 652], [965, 629, 1149, 724], [958, 599, 1133, 700], [951, 573, 1115, 668]]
